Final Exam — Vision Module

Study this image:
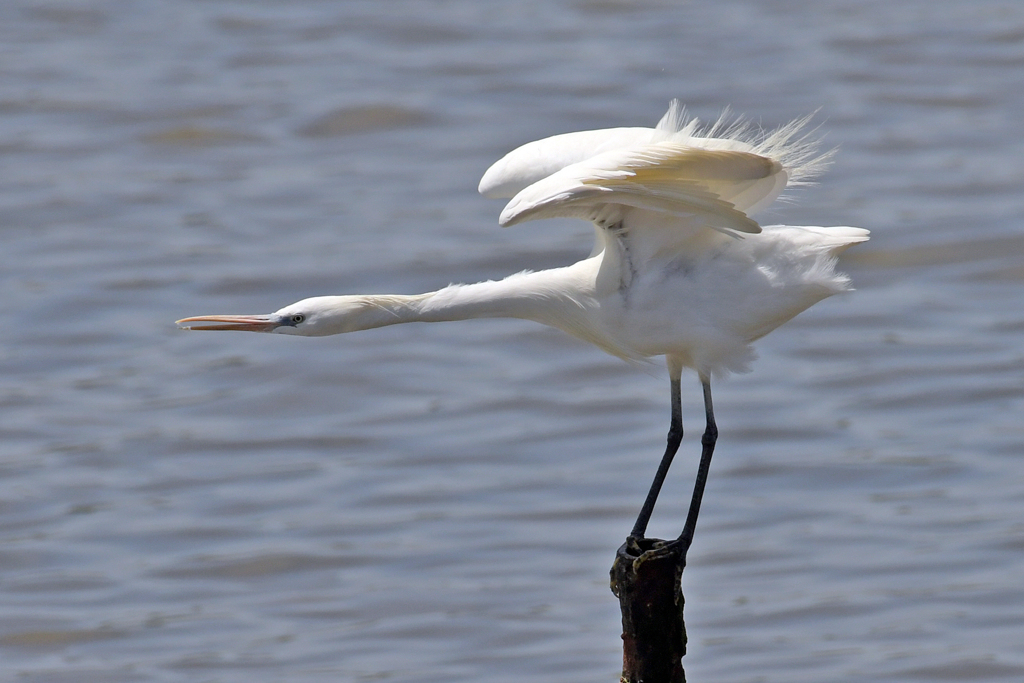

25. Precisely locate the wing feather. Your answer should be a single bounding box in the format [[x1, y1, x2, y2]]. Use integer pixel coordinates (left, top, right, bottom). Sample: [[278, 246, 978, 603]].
[[499, 143, 785, 234], [477, 127, 658, 199]]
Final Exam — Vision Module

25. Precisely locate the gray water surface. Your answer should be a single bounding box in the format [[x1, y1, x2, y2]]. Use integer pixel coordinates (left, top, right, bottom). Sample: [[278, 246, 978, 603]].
[[3, 1, 1024, 681]]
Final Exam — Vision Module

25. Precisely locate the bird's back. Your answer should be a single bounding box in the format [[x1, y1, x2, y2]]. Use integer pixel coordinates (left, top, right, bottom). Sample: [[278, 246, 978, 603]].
[[577, 221, 867, 376]]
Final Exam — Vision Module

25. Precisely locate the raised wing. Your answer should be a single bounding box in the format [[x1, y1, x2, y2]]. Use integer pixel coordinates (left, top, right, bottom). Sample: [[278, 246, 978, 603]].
[[498, 143, 787, 234], [478, 127, 658, 199]]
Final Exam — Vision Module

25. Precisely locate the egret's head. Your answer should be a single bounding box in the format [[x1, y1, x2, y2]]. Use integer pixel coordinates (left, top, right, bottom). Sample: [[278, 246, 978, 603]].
[[177, 296, 369, 337]]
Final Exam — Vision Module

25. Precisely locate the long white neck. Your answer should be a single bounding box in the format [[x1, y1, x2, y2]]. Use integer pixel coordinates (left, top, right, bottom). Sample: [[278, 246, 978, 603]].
[[297, 263, 598, 337]]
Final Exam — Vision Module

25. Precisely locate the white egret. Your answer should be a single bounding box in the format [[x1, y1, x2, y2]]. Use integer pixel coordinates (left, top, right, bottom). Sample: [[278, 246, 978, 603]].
[[178, 101, 868, 544]]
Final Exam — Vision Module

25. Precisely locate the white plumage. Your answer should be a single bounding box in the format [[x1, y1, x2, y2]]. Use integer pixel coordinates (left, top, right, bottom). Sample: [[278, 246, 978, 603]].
[[178, 101, 868, 542]]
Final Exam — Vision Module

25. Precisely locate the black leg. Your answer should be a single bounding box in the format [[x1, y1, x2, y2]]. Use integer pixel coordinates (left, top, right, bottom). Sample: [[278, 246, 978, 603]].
[[630, 378, 683, 539], [678, 379, 718, 550]]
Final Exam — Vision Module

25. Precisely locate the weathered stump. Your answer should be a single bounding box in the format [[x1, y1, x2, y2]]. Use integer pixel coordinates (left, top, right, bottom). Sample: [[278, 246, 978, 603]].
[[610, 536, 687, 683]]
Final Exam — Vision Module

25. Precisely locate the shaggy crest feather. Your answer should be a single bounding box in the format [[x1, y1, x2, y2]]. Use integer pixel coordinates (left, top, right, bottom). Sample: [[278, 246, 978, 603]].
[[654, 98, 833, 187]]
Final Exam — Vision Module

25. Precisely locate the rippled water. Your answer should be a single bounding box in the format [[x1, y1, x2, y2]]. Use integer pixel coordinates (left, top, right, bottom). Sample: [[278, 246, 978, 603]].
[[3, 1, 1024, 681]]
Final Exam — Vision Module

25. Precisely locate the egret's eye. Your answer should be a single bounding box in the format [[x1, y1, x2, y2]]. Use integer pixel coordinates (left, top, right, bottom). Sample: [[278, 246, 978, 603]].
[[290, 314, 305, 325]]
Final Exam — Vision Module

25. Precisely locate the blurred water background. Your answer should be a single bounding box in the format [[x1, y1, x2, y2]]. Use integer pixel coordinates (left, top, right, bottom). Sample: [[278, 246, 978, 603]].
[[3, 1, 1024, 681]]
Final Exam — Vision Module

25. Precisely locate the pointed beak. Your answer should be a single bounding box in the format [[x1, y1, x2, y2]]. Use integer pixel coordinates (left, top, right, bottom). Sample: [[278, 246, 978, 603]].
[[176, 314, 280, 332]]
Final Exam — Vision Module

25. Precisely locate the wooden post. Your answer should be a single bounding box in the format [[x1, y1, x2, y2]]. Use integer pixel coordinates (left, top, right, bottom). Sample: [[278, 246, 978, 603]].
[[610, 536, 687, 683]]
